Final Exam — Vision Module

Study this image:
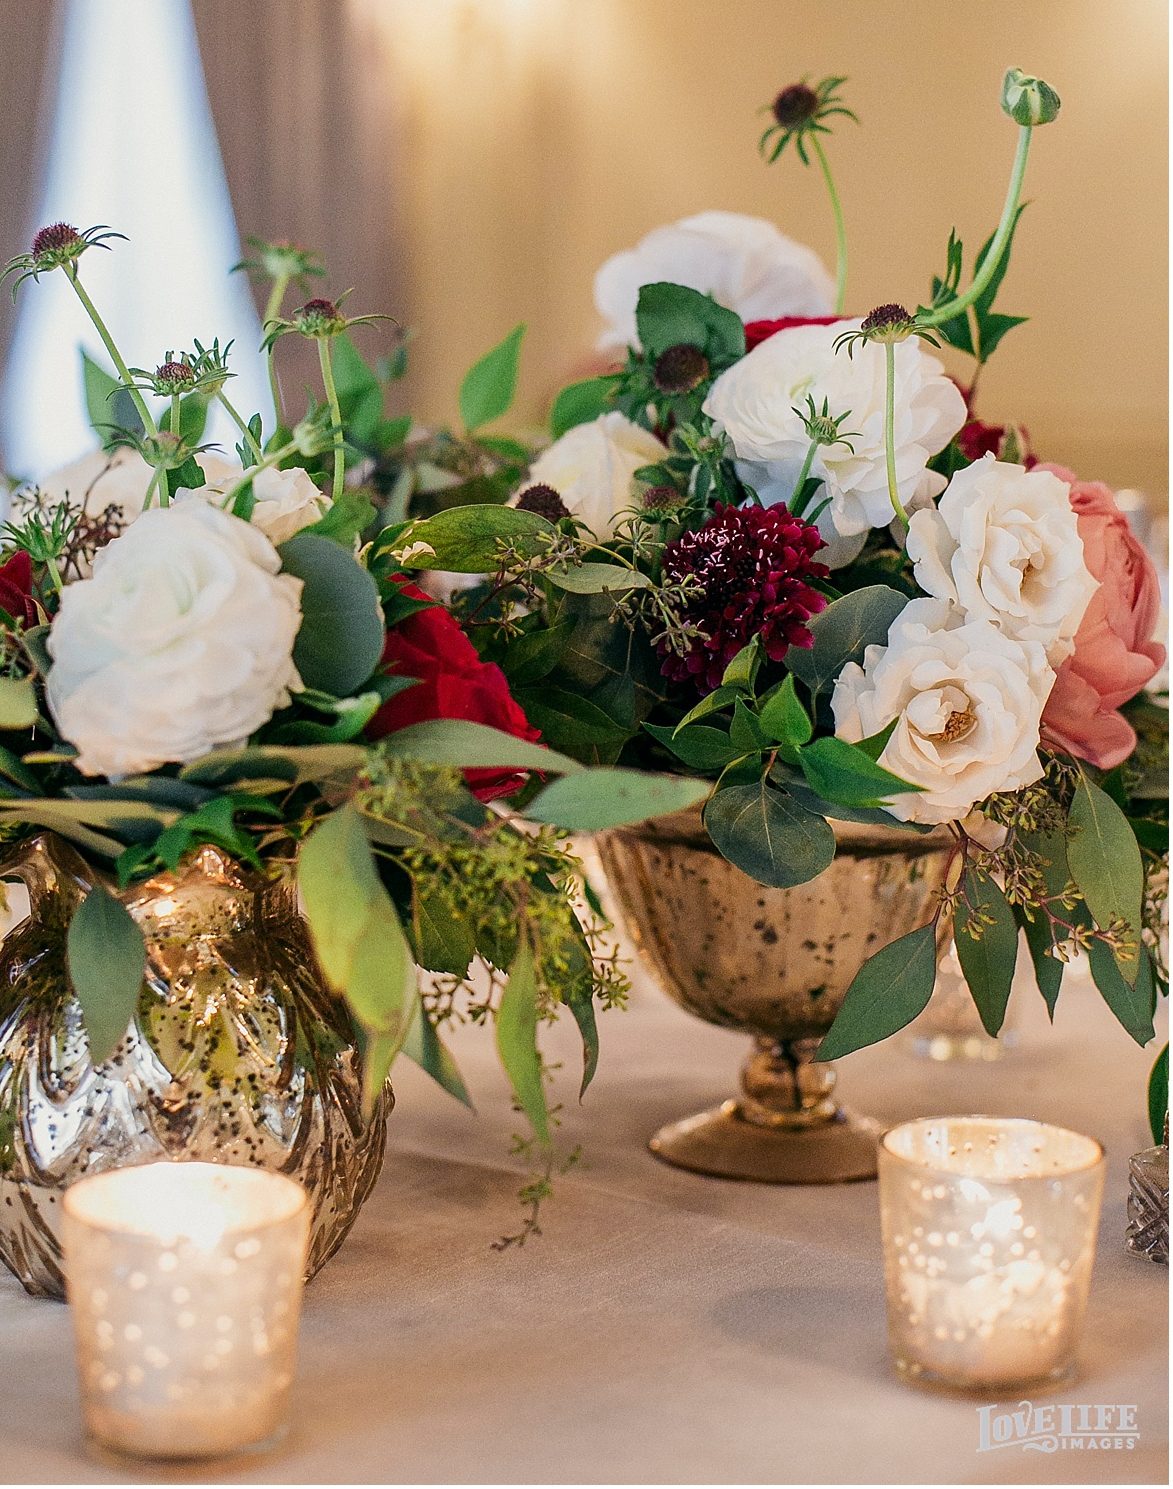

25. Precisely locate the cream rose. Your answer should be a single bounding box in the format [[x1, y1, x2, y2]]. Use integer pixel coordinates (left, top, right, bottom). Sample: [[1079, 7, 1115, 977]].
[[906, 455, 1097, 662], [196, 464, 329, 546], [46, 504, 303, 777], [831, 598, 1054, 825], [593, 211, 835, 352], [703, 320, 967, 559], [522, 412, 666, 539]]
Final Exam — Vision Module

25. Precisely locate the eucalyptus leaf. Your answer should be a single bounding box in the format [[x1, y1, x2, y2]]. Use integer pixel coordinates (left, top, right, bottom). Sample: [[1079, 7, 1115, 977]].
[[1068, 777, 1144, 984], [798, 736, 919, 809], [817, 923, 939, 1060], [524, 767, 708, 832], [66, 887, 146, 1064], [460, 324, 525, 431], [954, 868, 1018, 1036], [703, 780, 835, 888], [0, 677, 37, 730], [786, 586, 906, 696], [758, 676, 812, 755], [634, 282, 745, 362], [495, 939, 549, 1143], [547, 562, 649, 595], [644, 722, 744, 772], [388, 504, 553, 573], [1087, 940, 1156, 1047], [278, 533, 385, 696], [673, 685, 740, 734], [1148, 1045, 1168, 1145], [401, 998, 473, 1109], [376, 718, 581, 775]]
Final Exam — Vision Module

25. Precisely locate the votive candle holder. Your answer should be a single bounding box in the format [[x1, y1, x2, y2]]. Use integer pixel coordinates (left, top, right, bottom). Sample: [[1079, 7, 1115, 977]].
[[62, 1161, 310, 1461], [879, 1116, 1105, 1391]]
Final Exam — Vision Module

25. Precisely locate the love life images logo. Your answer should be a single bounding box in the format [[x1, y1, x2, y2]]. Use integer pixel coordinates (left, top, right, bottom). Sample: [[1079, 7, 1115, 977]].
[[977, 1401, 1141, 1454]]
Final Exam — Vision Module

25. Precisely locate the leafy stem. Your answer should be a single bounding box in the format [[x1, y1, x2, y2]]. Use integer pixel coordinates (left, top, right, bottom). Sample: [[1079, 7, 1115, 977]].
[[883, 340, 908, 526], [789, 438, 819, 514], [66, 268, 157, 434], [919, 126, 1032, 329], [218, 390, 264, 461], [317, 337, 345, 501], [263, 272, 291, 423], [811, 134, 848, 314]]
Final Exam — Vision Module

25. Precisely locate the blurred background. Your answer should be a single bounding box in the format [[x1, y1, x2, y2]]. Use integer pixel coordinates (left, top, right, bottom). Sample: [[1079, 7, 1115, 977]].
[[0, 0, 1166, 502]]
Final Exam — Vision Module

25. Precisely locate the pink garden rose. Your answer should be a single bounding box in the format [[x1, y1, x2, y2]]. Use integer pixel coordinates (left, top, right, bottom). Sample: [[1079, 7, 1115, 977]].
[[1038, 464, 1165, 768]]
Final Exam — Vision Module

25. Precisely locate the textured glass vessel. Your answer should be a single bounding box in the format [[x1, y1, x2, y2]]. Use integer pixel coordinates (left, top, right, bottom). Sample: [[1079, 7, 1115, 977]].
[[0, 834, 390, 1299], [598, 811, 953, 1183]]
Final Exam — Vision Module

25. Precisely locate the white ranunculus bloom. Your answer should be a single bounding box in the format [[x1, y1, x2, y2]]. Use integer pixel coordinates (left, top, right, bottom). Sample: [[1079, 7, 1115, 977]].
[[593, 211, 835, 352], [522, 412, 666, 539], [196, 464, 329, 546], [831, 598, 1054, 825], [47, 504, 303, 778], [906, 455, 1098, 663], [703, 320, 967, 560]]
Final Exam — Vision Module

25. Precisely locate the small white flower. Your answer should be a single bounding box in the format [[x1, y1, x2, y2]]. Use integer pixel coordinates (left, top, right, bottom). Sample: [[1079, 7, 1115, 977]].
[[393, 540, 438, 566], [593, 211, 834, 352], [197, 464, 329, 546], [522, 412, 666, 540], [46, 503, 303, 777], [831, 597, 1054, 825], [906, 455, 1098, 663], [703, 320, 967, 561]]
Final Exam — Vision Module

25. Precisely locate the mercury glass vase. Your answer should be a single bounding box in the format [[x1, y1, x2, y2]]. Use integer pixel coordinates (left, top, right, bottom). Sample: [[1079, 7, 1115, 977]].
[[0, 833, 391, 1299], [598, 809, 953, 1184]]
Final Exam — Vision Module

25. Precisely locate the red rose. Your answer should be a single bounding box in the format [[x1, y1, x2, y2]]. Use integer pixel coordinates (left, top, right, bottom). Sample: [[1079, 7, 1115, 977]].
[[0, 551, 38, 627], [743, 314, 842, 351], [957, 418, 1036, 468], [366, 579, 541, 802]]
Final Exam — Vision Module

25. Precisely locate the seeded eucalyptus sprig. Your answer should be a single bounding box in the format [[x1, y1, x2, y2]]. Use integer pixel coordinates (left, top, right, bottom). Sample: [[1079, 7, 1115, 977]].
[[758, 77, 857, 313]]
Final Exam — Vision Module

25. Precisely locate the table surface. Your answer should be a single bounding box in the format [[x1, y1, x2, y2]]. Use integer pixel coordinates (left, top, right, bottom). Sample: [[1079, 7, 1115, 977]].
[[1, 874, 1168, 1486]]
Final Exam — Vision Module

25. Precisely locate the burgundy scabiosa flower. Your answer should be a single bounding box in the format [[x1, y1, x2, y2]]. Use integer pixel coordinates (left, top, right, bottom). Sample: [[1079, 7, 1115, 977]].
[[657, 503, 829, 693]]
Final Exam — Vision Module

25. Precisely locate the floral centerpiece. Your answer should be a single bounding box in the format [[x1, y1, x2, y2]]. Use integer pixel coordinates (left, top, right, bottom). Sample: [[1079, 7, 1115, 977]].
[[0, 224, 709, 1285], [375, 68, 1167, 1118]]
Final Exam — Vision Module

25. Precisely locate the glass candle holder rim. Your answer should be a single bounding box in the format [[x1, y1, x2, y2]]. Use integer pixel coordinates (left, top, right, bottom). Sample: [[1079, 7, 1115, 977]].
[[880, 1114, 1106, 1182], [63, 1160, 308, 1240]]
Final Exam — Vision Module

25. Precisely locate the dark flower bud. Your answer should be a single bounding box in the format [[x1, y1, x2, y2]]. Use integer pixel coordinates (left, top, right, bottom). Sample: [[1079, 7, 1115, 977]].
[[653, 343, 710, 395], [515, 483, 570, 523], [31, 222, 83, 259], [772, 83, 819, 129], [859, 302, 917, 343], [292, 297, 347, 338], [154, 360, 199, 392], [642, 484, 684, 515]]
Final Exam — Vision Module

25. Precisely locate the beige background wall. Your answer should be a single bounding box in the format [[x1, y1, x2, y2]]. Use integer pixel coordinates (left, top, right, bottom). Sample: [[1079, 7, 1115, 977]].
[[352, 0, 1168, 498]]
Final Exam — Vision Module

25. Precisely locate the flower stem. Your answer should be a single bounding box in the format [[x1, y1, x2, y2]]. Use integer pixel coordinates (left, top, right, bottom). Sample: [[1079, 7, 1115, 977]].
[[142, 463, 164, 512], [789, 439, 819, 514], [317, 337, 345, 501], [263, 273, 291, 426], [884, 340, 908, 527], [218, 439, 299, 509], [810, 135, 848, 315], [44, 555, 64, 595], [67, 270, 157, 435], [169, 395, 180, 436], [218, 390, 264, 461], [918, 125, 1032, 329]]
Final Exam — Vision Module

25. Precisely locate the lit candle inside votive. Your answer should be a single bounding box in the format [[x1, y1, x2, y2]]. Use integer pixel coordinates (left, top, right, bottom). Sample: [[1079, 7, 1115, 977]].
[[62, 1162, 309, 1460], [879, 1116, 1106, 1390]]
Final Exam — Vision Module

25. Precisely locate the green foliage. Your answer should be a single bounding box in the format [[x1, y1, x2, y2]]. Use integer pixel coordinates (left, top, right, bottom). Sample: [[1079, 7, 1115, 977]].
[[66, 886, 146, 1064], [634, 282, 745, 363], [644, 721, 745, 772], [1149, 1045, 1168, 1145], [82, 351, 143, 445], [460, 324, 525, 432], [1087, 940, 1156, 1047], [758, 676, 812, 759], [817, 923, 939, 1060], [546, 562, 649, 595], [401, 998, 473, 1108], [1068, 777, 1145, 984], [386, 504, 553, 573], [495, 939, 549, 1143], [0, 677, 37, 730], [524, 767, 709, 832], [375, 717, 581, 776], [797, 736, 917, 809], [278, 532, 385, 696], [787, 585, 906, 695], [929, 209, 1028, 364], [954, 867, 1018, 1036], [703, 779, 835, 888], [306, 489, 377, 547], [550, 376, 619, 438]]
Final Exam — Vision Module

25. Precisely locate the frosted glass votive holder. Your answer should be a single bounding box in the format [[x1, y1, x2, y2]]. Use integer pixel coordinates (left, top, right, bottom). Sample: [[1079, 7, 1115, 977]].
[[879, 1116, 1106, 1391], [62, 1162, 310, 1461]]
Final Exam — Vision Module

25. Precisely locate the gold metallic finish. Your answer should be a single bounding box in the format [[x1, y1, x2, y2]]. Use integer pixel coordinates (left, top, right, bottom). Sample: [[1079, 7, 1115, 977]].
[[598, 809, 953, 1184], [0, 834, 390, 1299]]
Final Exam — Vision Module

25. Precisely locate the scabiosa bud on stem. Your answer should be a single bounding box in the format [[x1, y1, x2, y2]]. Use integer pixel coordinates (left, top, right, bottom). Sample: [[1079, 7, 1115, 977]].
[[515, 483, 570, 523], [1001, 68, 1061, 127], [292, 297, 348, 339], [642, 484, 685, 516], [771, 83, 820, 129]]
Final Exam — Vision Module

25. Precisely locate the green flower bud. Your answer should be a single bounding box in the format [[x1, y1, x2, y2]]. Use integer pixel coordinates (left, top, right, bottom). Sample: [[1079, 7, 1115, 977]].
[[139, 430, 190, 470], [1001, 68, 1061, 127]]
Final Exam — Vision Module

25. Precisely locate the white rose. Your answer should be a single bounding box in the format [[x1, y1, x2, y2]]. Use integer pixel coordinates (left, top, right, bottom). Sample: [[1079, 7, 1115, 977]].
[[593, 211, 835, 352], [906, 455, 1097, 663], [522, 412, 666, 539], [197, 464, 329, 546], [46, 504, 303, 778], [703, 321, 967, 561], [831, 597, 1054, 825]]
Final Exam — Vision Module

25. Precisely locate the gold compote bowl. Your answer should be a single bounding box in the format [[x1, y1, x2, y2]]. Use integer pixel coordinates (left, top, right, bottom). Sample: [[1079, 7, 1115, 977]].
[[598, 808, 952, 1184]]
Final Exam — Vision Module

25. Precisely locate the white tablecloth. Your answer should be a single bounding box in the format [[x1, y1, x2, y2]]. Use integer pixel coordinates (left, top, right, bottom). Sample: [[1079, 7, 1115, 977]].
[[1, 926, 1167, 1485]]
